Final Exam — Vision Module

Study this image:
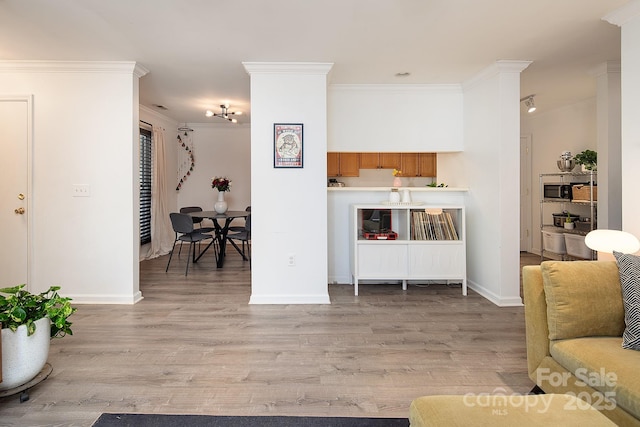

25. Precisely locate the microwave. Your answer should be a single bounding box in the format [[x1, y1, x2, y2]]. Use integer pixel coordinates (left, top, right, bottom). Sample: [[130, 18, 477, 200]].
[[544, 183, 572, 199]]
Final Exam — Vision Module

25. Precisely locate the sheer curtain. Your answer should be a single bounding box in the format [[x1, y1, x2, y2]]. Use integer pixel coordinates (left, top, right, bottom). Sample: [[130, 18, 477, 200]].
[[145, 126, 174, 259]]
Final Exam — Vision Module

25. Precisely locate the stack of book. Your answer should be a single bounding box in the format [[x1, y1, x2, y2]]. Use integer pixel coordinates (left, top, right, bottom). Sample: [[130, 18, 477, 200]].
[[411, 211, 459, 240]]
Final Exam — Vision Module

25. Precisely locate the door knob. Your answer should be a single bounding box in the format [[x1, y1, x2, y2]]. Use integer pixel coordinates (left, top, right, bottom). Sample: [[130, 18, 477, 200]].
[[14, 207, 25, 214]]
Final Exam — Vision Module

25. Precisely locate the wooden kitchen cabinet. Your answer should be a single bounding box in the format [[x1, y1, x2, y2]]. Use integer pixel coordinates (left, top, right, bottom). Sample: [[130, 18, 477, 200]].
[[328, 152, 435, 177], [400, 153, 437, 177], [359, 153, 380, 169], [327, 152, 360, 177], [359, 153, 401, 170], [327, 152, 340, 176], [380, 153, 401, 169]]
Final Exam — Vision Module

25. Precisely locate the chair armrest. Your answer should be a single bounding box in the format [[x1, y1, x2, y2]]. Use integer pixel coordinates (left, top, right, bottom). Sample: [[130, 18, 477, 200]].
[[523, 265, 550, 381]]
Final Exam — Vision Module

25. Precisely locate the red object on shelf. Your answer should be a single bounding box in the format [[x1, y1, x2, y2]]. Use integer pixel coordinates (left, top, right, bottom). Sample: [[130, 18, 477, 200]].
[[363, 231, 398, 240]]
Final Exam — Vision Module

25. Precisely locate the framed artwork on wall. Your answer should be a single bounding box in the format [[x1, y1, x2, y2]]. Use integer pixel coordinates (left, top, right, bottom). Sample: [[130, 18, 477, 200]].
[[274, 123, 303, 168]]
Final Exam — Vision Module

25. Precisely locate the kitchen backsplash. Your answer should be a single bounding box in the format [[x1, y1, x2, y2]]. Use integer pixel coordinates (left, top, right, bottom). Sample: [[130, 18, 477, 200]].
[[331, 169, 436, 187]]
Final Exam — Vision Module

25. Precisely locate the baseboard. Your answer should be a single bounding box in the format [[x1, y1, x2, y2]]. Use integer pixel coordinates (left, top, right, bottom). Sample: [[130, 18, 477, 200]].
[[468, 280, 523, 307], [328, 275, 352, 284], [67, 291, 144, 305]]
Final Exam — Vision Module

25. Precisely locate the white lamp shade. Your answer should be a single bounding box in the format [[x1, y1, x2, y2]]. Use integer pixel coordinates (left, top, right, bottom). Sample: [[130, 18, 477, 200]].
[[584, 230, 640, 254]]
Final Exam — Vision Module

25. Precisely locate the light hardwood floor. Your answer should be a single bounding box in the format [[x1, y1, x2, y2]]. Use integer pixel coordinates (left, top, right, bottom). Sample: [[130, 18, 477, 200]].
[[0, 250, 538, 426]]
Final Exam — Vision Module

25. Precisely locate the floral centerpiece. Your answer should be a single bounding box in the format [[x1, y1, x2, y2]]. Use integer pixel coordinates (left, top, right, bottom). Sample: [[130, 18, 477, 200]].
[[392, 168, 402, 187], [211, 176, 231, 192], [211, 176, 231, 214]]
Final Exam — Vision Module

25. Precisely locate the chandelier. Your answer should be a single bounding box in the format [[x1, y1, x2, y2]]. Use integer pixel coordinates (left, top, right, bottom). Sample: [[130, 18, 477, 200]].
[[205, 103, 242, 123]]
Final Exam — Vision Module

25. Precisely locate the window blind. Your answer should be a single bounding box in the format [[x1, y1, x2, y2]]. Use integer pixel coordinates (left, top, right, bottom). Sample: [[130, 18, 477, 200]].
[[140, 128, 152, 245]]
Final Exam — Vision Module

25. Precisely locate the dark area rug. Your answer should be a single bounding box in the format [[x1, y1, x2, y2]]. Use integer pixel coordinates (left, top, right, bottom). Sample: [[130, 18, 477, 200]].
[[92, 413, 409, 427]]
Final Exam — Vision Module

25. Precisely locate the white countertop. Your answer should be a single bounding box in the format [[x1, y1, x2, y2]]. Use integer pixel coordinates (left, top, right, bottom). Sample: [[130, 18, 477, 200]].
[[328, 186, 469, 192]]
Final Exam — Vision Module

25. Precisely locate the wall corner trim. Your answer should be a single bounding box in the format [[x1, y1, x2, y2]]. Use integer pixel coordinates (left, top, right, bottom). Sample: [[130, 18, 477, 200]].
[[463, 60, 532, 91], [603, 1, 640, 27]]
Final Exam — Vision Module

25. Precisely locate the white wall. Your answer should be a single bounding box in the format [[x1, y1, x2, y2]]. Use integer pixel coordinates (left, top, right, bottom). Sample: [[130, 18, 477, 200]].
[[593, 62, 621, 231], [336, 169, 435, 188], [520, 99, 597, 254], [606, 2, 640, 241], [460, 61, 529, 306], [175, 124, 251, 214], [0, 61, 145, 304], [328, 84, 463, 152], [244, 62, 332, 304]]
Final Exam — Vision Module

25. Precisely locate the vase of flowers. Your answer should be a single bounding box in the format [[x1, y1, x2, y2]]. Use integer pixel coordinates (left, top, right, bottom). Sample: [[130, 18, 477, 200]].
[[392, 168, 402, 187], [212, 176, 231, 214]]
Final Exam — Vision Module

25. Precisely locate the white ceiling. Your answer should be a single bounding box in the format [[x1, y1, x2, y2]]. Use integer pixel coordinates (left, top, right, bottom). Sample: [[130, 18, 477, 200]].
[[0, 0, 628, 125]]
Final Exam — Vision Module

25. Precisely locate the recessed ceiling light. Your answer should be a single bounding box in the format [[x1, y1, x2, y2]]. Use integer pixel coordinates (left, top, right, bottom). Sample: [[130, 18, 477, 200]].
[[153, 104, 168, 110], [395, 72, 411, 77]]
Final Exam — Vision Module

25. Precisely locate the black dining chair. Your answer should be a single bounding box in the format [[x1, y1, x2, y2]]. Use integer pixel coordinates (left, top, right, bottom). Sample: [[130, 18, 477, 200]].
[[179, 206, 215, 255], [228, 214, 251, 267], [166, 212, 215, 276], [228, 205, 251, 234]]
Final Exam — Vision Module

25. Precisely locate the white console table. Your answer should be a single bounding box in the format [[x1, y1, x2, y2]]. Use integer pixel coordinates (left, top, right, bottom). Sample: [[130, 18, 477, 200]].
[[350, 204, 466, 296]]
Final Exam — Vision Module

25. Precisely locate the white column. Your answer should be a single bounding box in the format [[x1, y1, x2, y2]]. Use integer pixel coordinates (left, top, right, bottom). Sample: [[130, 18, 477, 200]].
[[243, 62, 333, 304], [462, 60, 531, 306], [590, 61, 621, 230], [604, 1, 640, 243]]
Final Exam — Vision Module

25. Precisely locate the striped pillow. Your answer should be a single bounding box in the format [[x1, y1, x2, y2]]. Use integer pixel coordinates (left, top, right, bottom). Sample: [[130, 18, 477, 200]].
[[614, 251, 640, 350]]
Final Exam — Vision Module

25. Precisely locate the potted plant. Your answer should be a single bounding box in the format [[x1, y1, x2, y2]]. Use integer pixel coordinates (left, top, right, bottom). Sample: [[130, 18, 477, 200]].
[[0, 285, 76, 391], [574, 149, 597, 171], [564, 213, 575, 230]]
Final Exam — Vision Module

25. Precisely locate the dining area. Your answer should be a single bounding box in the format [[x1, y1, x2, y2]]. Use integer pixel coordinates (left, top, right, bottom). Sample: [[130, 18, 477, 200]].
[[165, 206, 251, 275]]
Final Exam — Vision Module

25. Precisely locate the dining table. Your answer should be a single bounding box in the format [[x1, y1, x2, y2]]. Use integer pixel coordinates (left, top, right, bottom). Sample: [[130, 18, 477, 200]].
[[188, 210, 250, 268]]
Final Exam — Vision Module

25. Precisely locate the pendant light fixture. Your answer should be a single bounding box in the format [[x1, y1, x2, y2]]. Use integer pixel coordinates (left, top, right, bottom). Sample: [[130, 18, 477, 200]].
[[205, 103, 242, 123]]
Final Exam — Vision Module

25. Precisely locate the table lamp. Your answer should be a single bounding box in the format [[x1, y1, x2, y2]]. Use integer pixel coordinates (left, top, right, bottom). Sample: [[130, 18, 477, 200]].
[[584, 229, 640, 261]]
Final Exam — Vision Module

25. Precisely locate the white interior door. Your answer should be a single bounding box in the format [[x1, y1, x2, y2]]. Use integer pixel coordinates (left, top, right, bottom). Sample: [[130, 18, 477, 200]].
[[0, 96, 31, 287]]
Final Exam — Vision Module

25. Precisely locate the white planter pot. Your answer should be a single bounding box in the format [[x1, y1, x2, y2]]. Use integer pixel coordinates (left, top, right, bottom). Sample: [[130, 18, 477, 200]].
[[0, 317, 50, 390]]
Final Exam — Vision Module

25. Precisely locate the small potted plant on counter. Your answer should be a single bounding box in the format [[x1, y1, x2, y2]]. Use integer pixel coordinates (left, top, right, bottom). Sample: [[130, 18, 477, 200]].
[[0, 285, 76, 393], [574, 149, 597, 172]]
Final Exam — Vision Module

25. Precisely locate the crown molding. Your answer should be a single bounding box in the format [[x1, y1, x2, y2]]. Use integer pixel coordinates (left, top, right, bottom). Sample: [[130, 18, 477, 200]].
[[139, 105, 178, 125], [463, 60, 532, 90], [329, 83, 462, 93], [603, 1, 640, 27], [0, 60, 146, 76], [189, 122, 251, 130], [243, 62, 334, 76]]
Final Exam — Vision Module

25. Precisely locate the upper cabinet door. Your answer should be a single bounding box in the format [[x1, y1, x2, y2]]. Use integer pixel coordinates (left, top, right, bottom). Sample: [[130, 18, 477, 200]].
[[379, 153, 401, 170], [327, 152, 340, 176], [360, 152, 401, 169], [400, 153, 419, 177], [418, 153, 437, 177], [339, 153, 360, 177], [359, 153, 380, 169]]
